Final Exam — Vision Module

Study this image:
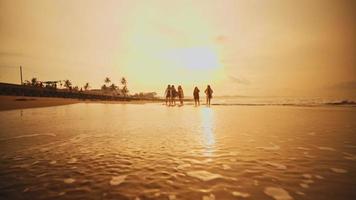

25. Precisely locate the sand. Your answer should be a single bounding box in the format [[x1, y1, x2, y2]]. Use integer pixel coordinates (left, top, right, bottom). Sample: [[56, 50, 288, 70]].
[[0, 95, 157, 111]]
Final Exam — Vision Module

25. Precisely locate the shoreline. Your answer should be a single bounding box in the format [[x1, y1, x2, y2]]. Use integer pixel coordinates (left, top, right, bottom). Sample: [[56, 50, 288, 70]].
[[0, 95, 159, 111]]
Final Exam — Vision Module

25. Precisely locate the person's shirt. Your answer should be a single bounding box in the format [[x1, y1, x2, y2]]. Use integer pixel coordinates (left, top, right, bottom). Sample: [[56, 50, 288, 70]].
[[165, 87, 171, 96], [205, 88, 213, 95], [194, 89, 200, 95]]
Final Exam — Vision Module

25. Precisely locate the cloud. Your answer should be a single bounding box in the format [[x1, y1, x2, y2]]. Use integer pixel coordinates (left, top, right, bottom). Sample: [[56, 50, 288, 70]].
[[229, 75, 250, 85]]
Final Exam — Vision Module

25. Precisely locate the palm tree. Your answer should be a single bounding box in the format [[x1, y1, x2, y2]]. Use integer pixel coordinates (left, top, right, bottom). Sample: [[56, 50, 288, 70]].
[[109, 83, 118, 91], [101, 84, 107, 91], [104, 77, 111, 86], [121, 77, 129, 96], [121, 85, 129, 96], [64, 79, 72, 90], [83, 82, 90, 91], [31, 77, 38, 86], [121, 77, 127, 86]]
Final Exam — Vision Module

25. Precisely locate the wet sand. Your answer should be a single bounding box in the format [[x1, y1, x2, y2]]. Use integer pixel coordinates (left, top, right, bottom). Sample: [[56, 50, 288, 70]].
[[0, 103, 355, 200], [0, 95, 157, 111], [0, 96, 81, 111]]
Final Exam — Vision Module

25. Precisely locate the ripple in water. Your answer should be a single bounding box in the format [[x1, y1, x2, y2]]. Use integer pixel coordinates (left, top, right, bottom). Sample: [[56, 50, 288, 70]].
[[63, 178, 75, 184], [186, 170, 223, 181], [232, 191, 250, 198], [264, 187, 294, 200], [330, 168, 348, 173], [110, 175, 127, 186]]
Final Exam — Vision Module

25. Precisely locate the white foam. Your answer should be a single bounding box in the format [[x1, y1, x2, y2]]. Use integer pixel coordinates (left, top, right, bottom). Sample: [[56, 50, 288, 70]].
[[110, 175, 127, 186], [64, 178, 75, 184], [300, 183, 309, 188], [202, 194, 215, 200], [265, 161, 287, 170], [264, 187, 294, 200], [50, 161, 57, 165], [232, 191, 250, 198], [330, 168, 348, 173], [187, 170, 223, 181], [317, 146, 336, 151]]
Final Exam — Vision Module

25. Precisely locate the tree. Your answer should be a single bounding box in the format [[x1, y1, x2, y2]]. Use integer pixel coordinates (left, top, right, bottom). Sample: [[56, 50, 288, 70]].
[[121, 77, 127, 86], [31, 77, 38, 86], [109, 83, 118, 92], [64, 79, 72, 90], [104, 77, 111, 86], [83, 82, 90, 91], [121, 77, 129, 96], [101, 84, 107, 91], [121, 86, 129, 97], [73, 86, 79, 91]]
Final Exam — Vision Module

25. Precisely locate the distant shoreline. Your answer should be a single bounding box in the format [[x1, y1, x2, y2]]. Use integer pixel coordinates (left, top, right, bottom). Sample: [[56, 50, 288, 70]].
[[0, 95, 163, 111]]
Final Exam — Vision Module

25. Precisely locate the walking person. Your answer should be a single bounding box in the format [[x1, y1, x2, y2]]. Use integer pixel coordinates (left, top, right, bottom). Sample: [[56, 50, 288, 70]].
[[205, 85, 213, 106], [177, 85, 184, 106], [193, 86, 200, 106], [165, 85, 171, 106]]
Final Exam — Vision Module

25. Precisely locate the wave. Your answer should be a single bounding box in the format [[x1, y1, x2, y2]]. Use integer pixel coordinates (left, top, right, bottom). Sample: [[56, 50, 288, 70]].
[[204, 100, 356, 107]]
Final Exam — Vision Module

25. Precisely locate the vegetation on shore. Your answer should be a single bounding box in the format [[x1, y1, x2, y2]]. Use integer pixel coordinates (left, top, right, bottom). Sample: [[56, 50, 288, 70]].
[[1, 76, 158, 100]]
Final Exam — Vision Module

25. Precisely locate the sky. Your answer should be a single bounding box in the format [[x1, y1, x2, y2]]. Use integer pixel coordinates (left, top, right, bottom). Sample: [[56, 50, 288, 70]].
[[0, 0, 355, 98]]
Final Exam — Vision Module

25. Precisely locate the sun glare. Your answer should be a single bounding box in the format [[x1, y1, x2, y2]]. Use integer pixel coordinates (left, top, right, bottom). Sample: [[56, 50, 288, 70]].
[[166, 47, 220, 71]]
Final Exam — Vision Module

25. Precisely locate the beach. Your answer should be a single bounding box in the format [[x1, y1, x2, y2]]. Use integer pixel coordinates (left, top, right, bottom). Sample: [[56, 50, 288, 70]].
[[0, 96, 81, 111], [0, 95, 157, 111], [0, 103, 355, 200]]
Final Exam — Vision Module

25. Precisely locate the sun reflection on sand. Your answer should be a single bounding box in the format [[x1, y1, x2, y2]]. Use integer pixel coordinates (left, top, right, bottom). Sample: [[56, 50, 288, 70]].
[[200, 107, 215, 156]]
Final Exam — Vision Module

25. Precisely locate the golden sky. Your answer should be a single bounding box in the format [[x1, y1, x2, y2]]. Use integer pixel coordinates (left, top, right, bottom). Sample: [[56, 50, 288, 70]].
[[0, 0, 355, 97]]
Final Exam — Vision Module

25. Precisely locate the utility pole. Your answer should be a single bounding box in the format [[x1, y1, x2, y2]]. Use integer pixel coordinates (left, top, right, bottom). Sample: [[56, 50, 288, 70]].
[[20, 66, 23, 85]]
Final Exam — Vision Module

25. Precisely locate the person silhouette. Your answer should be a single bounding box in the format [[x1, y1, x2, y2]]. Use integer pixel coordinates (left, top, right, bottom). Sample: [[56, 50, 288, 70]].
[[205, 85, 213, 106], [177, 85, 184, 106], [165, 85, 171, 106], [193, 86, 200, 106], [170, 85, 177, 106]]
